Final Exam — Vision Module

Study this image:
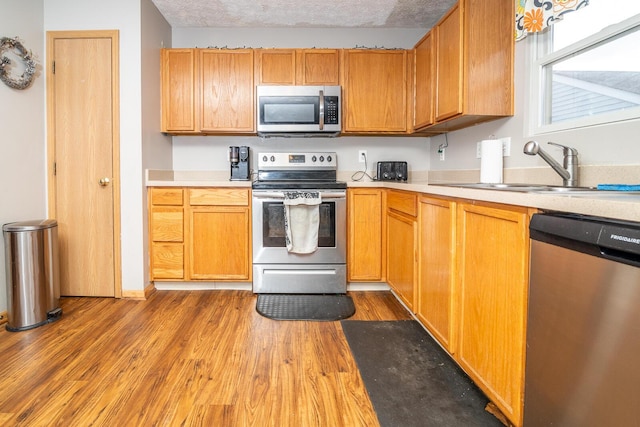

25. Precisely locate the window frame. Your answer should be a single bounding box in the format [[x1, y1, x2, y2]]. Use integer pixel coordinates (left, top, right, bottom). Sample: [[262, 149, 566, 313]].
[[528, 13, 640, 135]]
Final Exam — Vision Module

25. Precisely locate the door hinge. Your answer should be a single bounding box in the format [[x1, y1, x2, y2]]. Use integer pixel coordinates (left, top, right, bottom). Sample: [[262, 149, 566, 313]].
[[52, 61, 55, 74], [54, 162, 57, 176]]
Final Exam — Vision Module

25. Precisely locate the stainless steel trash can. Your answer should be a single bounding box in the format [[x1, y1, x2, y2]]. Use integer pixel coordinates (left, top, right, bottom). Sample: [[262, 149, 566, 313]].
[[3, 219, 62, 331]]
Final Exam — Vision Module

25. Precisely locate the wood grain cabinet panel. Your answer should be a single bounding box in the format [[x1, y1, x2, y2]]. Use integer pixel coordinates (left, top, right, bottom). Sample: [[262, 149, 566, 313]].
[[256, 49, 340, 86], [149, 188, 185, 280], [347, 189, 385, 282], [343, 50, 409, 133], [413, 0, 514, 133], [200, 49, 255, 133], [189, 207, 251, 280], [187, 188, 251, 281], [417, 196, 456, 353], [386, 190, 418, 310], [161, 49, 197, 132], [149, 187, 251, 282], [413, 32, 435, 130], [456, 202, 529, 426]]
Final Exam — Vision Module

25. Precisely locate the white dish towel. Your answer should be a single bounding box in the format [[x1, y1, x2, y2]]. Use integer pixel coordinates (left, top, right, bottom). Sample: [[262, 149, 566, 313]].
[[283, 191, 322, 254]]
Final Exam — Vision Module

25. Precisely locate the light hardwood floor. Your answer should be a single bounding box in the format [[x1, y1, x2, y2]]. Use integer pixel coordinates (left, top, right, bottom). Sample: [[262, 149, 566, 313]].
[[0, 290, 410, 426]]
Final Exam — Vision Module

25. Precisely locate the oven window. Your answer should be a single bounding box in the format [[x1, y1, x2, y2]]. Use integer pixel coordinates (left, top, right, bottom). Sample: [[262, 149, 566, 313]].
[[262, 201, 336, 247]]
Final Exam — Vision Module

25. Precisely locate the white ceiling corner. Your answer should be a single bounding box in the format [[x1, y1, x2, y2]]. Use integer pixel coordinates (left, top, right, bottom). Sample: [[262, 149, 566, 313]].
[[150, 0, 457, 29]]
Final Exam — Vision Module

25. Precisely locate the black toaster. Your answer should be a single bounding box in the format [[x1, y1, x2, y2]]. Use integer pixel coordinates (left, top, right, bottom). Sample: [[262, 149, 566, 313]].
[[376, 161, 408, 181]]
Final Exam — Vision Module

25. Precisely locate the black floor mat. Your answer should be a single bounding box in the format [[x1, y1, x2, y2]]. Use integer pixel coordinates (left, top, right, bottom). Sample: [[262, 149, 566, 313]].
[[341, 320, 502, 427], [256, 294, 355, 321]]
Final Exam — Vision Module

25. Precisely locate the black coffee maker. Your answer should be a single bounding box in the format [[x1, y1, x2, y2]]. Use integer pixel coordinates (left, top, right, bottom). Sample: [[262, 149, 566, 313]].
[[229, 146, 250, 181]]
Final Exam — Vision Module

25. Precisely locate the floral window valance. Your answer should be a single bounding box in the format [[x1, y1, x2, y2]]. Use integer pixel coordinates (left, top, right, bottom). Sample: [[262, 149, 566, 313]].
[[516, 0, 589, 41]]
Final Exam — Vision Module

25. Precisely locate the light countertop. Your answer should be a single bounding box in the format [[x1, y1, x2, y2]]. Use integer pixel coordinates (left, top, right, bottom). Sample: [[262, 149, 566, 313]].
[[146, 170, 640, 222]]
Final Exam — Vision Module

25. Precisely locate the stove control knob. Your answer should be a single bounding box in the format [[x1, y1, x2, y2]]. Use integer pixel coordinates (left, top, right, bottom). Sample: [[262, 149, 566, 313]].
[[327, 155, 332, 162], [312, 155, 317, 162], [262, 155, 268, 162], [270, 155, 275, 162], [319, 156, 325, 162]]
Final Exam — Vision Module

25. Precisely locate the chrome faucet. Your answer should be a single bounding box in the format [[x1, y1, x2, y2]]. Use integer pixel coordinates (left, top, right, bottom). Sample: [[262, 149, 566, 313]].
[[523, 141, 579, 187]]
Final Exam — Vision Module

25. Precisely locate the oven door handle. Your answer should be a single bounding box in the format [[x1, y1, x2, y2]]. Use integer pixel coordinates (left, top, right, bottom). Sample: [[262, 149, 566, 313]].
[[252, 191, 346, 200]]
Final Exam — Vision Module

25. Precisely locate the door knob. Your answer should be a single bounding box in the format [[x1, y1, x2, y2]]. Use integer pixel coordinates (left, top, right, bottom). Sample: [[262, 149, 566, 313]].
[[99, 177, 111, 187]]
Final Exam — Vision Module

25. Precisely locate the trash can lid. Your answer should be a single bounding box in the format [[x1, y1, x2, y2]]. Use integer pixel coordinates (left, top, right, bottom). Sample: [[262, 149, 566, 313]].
[[2, 219, 58, 232]]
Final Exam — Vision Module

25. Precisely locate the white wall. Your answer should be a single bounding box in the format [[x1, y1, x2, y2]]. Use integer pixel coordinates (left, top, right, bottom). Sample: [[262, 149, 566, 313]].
[[141, 0, 172, 283], [45, 0, 147, 293], [429, 37, 640, 173], [0, 0, 46, 313]]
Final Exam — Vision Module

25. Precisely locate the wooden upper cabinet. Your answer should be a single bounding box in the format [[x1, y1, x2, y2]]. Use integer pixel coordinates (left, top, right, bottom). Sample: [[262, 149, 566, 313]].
[[413, 32, 435, 130], [161, 49, 197, 133], [414, 0, 514, 132], [200, 49, 255, 133], [256, 49, 296, 85], [256, 49, 340, 85], [297, 50, 340, 85], [435, 3, 463, 122], [343, 50, 409, 133]]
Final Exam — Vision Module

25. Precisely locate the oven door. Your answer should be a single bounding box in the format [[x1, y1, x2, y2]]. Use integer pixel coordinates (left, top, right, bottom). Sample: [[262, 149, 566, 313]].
[[252, 190, 346, 265]]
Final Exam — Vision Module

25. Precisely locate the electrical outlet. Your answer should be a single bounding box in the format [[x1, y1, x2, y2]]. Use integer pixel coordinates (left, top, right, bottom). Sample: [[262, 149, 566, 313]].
[[358, 150, 367, 163], [476, 142, 481, 159], [501, 137, 511, 157], [439, 148, 445, 161]]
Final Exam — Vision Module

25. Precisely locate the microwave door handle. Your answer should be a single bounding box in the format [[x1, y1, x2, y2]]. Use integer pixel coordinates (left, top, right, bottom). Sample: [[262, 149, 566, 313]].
[[319, 90, 324, 130]]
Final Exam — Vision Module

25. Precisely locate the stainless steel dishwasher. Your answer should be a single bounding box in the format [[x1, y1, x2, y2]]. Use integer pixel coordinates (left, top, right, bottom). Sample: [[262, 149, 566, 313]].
[[525, 212, 640, 426]]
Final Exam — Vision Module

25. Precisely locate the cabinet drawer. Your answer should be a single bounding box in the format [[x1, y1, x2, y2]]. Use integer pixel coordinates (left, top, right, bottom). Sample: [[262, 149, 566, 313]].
[[150, 188, 184, 206], [189, 188, 250, 206], [151, 208, 183, 242], [151, 243, 184, 279], [387, 190, 417, 217]]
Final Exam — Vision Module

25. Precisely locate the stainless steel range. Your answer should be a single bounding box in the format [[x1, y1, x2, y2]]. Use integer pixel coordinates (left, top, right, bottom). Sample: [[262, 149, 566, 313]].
[[252, 152, 347, 294]]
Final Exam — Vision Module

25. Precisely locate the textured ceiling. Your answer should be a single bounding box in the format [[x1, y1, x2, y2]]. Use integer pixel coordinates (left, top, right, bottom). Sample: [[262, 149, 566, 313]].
[[151, 0, 457, 28]]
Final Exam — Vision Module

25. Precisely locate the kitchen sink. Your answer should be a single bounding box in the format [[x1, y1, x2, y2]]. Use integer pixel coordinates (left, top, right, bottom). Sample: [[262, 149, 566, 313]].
[[431, 183, 596, 192], [431, 183, 640, 198]]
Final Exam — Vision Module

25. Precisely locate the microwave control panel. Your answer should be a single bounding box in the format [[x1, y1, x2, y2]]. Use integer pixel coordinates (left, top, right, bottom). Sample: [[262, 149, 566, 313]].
[[324, 97, 339, 124]]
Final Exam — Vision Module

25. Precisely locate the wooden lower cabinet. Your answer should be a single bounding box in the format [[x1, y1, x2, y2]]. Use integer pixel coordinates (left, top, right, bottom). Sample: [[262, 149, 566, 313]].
[[417, 196, 456, 353], [455, 202, 530, 426], [149, 188, 185, 280], [148, 187, 251, 282], [347, 189, 385, 281], [386, 190, 418, 310]]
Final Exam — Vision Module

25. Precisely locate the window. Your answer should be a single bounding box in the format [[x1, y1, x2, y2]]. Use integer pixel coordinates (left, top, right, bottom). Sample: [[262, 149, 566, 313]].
[[531, 1, 640, 134]]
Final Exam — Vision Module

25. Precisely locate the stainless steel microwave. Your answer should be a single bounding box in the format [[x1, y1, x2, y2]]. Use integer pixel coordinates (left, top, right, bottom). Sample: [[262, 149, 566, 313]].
[[256, 85, 341, 137]]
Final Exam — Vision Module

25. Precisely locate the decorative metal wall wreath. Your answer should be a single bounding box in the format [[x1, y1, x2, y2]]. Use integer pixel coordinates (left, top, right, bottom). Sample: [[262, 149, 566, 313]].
[[0, 37, 37, 90]]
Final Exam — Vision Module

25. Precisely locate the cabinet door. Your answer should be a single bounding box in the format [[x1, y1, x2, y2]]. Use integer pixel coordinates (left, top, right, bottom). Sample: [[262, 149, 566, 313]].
[[161, 49, 197, 132], [347, 189, 384, 282], [189, 206, 251, 280], [200, 49, 255, 132], [417, 196, 456, 352], [435, 3, 463, 121], [343, 50, 408, 132], [256, 49, 296, 85], [456, 202, 529, 426], [387, 210, 417, 310], [413, 32, 435, 129], [297, 49, 340, 85]]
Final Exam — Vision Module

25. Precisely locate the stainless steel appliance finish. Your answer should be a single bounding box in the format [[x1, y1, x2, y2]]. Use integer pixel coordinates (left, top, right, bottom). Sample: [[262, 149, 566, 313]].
[[256, 85, 341, 137], [3, 220, 62, 331], [252, 152, 347, 294], [525, 213, 640, 426]]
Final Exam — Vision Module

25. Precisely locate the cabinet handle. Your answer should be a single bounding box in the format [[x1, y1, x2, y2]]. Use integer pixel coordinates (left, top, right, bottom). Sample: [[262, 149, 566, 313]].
[[99, 177, 111, 187]]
